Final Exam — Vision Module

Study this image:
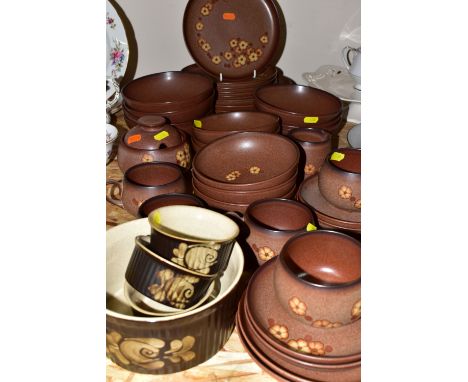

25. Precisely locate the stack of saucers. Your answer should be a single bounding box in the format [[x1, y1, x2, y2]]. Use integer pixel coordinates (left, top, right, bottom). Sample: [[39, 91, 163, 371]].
[[182, 63, 277, 113], [192, 132, 299, 213], [297, 147, 361, 236], [121, 71, 215, 136], [237, 230, 361, 382], [254, 84, 344, 135]]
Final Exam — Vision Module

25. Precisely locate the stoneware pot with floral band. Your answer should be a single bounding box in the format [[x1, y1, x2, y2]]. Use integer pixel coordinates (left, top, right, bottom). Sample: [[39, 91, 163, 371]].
[[243, 198, 316, 265], [148, 205, 240, 277], [274, 230, 361, 327], [288, 127, 332, 180], [106, 162, 188, 217], [117, 115, 192, 173], [124, 236, 217, 313], [106, 218, 246, 374], [318, 148, 361, 212]]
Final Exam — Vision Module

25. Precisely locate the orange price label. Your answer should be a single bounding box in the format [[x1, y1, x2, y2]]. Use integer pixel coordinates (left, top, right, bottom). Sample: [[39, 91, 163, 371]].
[[127, 134, 141, 144], [223, 12, 236, 20]]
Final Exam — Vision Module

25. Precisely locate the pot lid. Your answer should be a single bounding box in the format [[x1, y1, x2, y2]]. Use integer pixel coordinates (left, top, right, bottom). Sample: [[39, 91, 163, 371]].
[[183, 0, 282, 80], [123, 116, 183, 150]]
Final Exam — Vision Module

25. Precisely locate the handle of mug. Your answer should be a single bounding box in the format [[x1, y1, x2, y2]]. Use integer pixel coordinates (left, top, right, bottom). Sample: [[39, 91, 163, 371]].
[[341, 46, 356, 70], [106, 179, 124, 208]]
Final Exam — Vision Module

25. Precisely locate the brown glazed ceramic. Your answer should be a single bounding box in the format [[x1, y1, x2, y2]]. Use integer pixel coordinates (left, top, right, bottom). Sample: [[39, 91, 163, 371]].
[[192, 170, 297, 205], [125, 236, 217, 312], [274, 231, 361, 326], [106, 162, 188, 217], [106, 219, 245, 374], [191, 111, 280, 144], [192, 132, 299, 191], [237, 310, 361, 382], [117, 116, 192, 173], [243, 198, 316, 265], [288, 127, 332, 179], [183, 0, 281, 79], [137, 193, 206, 218], [122, 71, 215, 112], [318, 148, 361, 211], [148, 206, 240, 276], [246, 258, 361, 357]]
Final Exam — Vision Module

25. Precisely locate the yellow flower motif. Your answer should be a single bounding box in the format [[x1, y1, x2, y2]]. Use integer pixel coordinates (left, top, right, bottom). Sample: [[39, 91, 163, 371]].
[[226, 173, 237, 181], [304, 163, 316, 175], [248, 52, 258, 62], [256, 48, 263, 57], [224, 51, 233, 60], [201, 6, 210, 16], [338, 185, 352, 199], [260, 34, 268, 44], [195, 22, 204, 31], [239, 40, 249, 50], [257, 246, 275, 261], [288, 339, 311, 354], [229, 39, 238, 48], [288, 297, 307, 316], [202, 42, 211, 52], [232, 170, 241, 177], [269, 324, 289, 340], [354, 199, 361, 209], [233, 59, 241, 68], [351, 299, 361, 320], [312, 319, 342, 329], [249, 166, 261, 174], [142, 153, 154, 162], [204, 2, 213, 11], [308, 341, 326, 356], [235, 46, 243, 54], [198, 38, 206, 46], [212, 55, 222, 64], [238, 55, 247, 65]]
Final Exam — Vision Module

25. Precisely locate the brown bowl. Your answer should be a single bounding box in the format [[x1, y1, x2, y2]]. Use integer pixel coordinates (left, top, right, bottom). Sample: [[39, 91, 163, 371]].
[[106, 162, 188, 217], [137, 193, 206, 218], [255, 85, 342, 119], [192, 132, 299, 191], [192, 112, 280, 144], [122, 71, 215, 112], [192, 170, 297, 205], [106, 219, 246, 374], [318, 148, 361, 211], [243, 198, 315, 265], [274, 231, 361, 326]]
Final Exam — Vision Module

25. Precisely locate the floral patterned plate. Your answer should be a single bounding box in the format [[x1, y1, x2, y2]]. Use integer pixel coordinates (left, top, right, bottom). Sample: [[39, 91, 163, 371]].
[[106, 0, 129, 100]]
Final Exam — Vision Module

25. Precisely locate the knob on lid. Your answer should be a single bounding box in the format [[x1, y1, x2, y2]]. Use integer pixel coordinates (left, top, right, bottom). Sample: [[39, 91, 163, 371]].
[[124, 116, 183, 150]]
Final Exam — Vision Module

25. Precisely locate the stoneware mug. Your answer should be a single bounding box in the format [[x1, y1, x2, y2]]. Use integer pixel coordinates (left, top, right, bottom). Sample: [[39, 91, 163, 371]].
[[341, 46, 361, 90], [106, 162, 188, 217]]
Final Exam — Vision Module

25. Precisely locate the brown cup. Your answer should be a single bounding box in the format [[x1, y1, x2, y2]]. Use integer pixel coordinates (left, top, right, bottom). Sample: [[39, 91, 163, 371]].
[[274, 230, 361, 326], [243, 198, 316, 265], [318, 148, 361, 211], [106, 162, 188, 216], [288, 128, 332, 179]]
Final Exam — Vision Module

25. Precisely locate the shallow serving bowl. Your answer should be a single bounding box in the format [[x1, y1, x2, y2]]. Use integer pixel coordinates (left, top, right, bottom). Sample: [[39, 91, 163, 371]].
[[106, 218, 245, 374]]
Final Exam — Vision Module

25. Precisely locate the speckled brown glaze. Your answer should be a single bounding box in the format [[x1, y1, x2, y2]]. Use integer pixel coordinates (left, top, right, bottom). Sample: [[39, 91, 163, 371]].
[[318, 148, 361, 211], [274, 231, 361, 326], [192, 132, 299, 191], [106, 162, 188, 216], [122, 71, 215, 112], [243, 198, 315, 265], [288, 128, 332, 180], [192, 111, 280, 144], [183, 0, 281, 79], [244, 258, 361, 358], [106, 219, 246, 375], [117, 116, 192, 173]]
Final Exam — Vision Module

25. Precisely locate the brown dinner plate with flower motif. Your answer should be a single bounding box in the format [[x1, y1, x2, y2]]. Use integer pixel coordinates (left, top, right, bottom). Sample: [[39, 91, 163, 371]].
[[183, 0, 282, 79]]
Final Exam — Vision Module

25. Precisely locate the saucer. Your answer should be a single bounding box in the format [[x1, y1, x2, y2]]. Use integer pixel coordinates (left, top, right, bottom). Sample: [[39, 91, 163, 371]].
[[245, 259, 361, 357], [302, 65, 361, 103], [298, 175, 361, 228]]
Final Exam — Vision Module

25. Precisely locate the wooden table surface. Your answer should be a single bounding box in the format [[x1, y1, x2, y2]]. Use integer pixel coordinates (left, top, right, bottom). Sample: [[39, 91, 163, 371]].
[[106, 110, 355, 381]]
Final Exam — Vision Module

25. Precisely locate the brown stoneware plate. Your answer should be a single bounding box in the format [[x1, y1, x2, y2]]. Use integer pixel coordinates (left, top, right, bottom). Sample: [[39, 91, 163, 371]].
[[297, 174, 361, 229], [183, 0, 281, 79], [245, 258, 361, 357], [192, 132, 299, 190]]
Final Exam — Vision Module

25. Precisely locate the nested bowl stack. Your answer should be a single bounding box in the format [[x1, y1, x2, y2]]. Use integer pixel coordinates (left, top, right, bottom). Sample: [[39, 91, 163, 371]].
[[254, 84, 344, 135], [106, 218, 246, 374], [121, 71, 215, 135], [235, 230, 361, 382], [191, 132, 300, 213]]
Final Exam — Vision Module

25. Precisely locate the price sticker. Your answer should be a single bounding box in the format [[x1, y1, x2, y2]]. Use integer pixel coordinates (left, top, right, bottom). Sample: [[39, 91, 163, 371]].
[[306, 223, 317, 231], [194, 120, 202, 128], [127, 134, 141, 144], [304, 116, 319, 124], [154, 131, 169, 141], [330, 152, 345, 161]]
